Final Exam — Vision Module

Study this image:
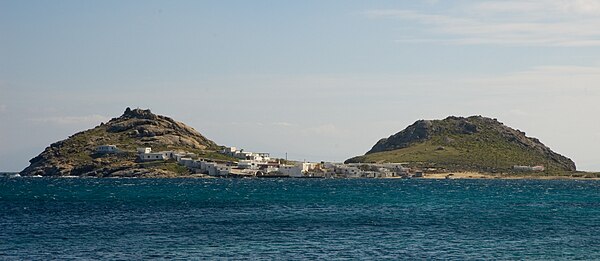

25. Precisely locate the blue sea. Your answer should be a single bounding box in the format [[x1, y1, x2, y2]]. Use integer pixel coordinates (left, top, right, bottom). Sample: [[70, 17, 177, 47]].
[[1, 178, 600, 260]]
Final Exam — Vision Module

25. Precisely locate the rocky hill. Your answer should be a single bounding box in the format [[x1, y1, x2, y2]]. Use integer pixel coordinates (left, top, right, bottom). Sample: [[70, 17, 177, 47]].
[[346, 116, 576, 173], [21, 108, 232, 177]]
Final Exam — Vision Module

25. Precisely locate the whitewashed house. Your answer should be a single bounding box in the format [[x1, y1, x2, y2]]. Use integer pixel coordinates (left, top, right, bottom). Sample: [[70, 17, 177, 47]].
[[162, 151, 176, 160], [204, 162, 215, 175], [174, 153, 186, 162], [199, 161, 208, 171], [257, 153, 271, 161], [141, 152, 168, 161], [532, 165, 545, 171], [513, 165, 545, 172], [337, 166, 361, 178], [382, 163, 409, 176], [179, 158, 196, 168], [299, 162, 319, 172], [137, 147, 152, 154], [263, 165, 279, 174], [242, 152, 258, 160], [279, 165, 303, 177], [240, 169, 259, 176], [204, 162, 231, 176], [324, 169, 337, 178], [222, 147, 237, 156], [97, 145, 118, 153], [216, 165, 232, 176], [363, 171, 378, 178], [234, 151, 264, 161], [238, 160, 260, 170]]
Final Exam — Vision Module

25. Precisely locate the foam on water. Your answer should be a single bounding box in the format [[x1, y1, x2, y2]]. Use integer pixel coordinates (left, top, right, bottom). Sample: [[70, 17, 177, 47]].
[[1, 178, 599, 259]]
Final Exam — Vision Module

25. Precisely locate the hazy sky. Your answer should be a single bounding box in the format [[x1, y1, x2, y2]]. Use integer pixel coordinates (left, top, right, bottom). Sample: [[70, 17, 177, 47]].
[[2, 0, 600, 171]]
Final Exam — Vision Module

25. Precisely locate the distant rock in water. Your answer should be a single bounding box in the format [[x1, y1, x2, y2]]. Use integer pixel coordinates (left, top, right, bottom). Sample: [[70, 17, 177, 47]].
[[346, 116, 576, 172], [21, 108, 220, 177]]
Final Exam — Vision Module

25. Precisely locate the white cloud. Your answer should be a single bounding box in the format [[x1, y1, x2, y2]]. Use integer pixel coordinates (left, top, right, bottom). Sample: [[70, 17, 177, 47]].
[[28, 114, 110, 126], [464, 65, 600, 95], [271, 122, 294, 127], [467, 0, 600, 16], [0, 104, 6, 113], [367, 0, 600, 46], [557, 0, 600, 15]]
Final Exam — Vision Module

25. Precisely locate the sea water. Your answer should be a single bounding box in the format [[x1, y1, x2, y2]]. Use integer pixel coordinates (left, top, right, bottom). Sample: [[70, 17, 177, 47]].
[[1, 178, 599, 260]]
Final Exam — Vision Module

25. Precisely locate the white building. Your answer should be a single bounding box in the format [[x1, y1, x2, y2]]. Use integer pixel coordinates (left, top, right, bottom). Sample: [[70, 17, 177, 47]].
[[238, 160, 260, 170], [240, 168, 260, 176], [162, 151, 176, 160], [513, 165, 545, 172], [97, 145, 118, 153], [222, 146, 274, 163], [363, 171, 378, 178], [206, 163, 232, 176], [140, 152, 168, 161], [337, 166, 361, 178], [222, 147, 237, 155], [232, 150, 266, 161], [179, 158, 196, 168], [262, 165, 279, 174], [279, 165, 303, 177], [216, 165, 232, 176], [137, 147, 152, 154], [382, 163, 407, 170], [198, 161, 208, 171], [256, 153, 271, 161], [298, 162, 319, 172], [243, 152, 261, 161], [204, 162, 216, 175]]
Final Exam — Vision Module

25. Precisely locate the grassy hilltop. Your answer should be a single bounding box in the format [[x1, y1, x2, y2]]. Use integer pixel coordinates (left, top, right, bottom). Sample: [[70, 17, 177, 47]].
[[346, 116, 578, 175]]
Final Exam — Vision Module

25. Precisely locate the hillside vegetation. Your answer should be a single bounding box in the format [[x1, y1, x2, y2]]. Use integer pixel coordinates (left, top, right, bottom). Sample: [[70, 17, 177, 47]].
[[346, 116, 576, 174], [20, 108, 236, 177]]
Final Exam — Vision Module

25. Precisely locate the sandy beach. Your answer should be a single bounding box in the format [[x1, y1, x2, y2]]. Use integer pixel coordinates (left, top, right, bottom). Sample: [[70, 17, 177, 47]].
[[422, 172, 600, 180]]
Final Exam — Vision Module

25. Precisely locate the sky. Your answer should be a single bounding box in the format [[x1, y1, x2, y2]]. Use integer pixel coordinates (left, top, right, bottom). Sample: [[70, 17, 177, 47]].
[[1, 0, 600, 171]]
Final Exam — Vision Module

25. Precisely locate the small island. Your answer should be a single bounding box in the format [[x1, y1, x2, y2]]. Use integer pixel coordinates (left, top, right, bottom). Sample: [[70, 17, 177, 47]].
[[346, 116, 599, 179], [19, 108, 599, 179]]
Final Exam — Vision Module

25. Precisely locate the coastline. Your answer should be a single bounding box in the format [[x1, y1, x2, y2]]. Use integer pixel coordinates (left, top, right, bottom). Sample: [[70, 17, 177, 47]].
[[8, 172, 600, 180], [419, 171, 600, 180]]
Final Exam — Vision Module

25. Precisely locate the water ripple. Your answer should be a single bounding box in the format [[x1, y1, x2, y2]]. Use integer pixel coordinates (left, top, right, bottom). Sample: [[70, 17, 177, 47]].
[[1, 178, 599, 259]]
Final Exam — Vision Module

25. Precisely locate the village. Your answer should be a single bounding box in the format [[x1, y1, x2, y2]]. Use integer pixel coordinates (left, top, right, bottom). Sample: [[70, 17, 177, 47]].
[[96, 145, 422, 178], [96, 144, 547, 178]]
